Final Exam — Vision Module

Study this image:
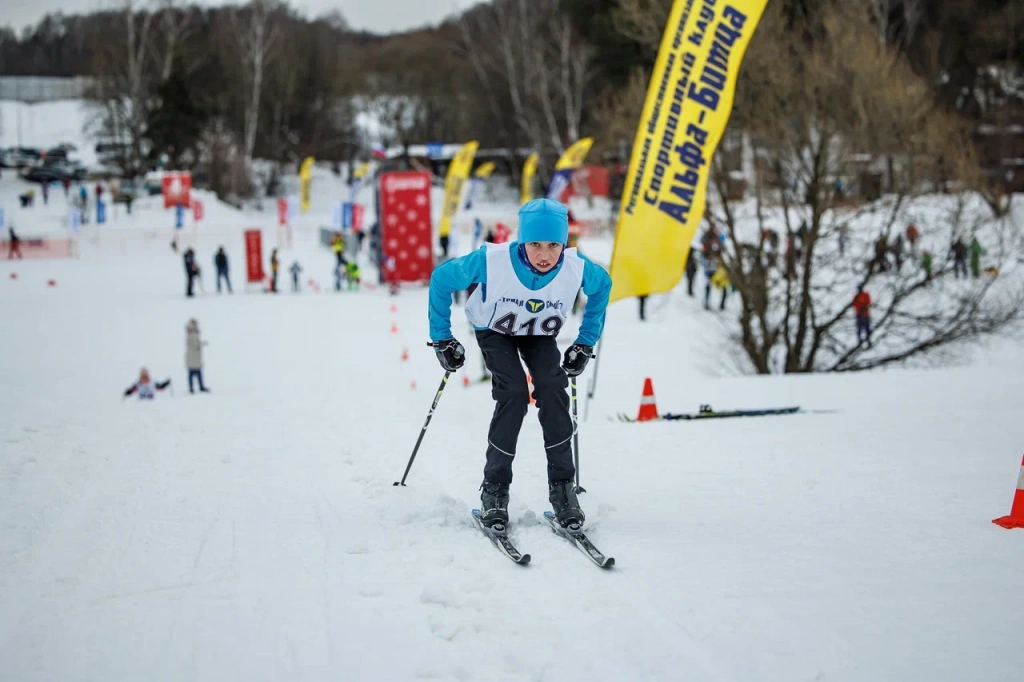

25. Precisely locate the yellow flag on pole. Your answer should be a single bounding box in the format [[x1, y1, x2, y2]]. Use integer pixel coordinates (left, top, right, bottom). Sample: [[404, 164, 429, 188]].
[[546, 138, 594, 200], [608, 0, 768, 302], [521, 153, 539, 205], [474, 161, 496, 179], [299, 156, 315, 213], [439, 141, 479, 237]]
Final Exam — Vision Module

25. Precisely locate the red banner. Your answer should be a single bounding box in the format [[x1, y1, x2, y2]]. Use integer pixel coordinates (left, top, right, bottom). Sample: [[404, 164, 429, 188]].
[[379, 171, 433, 282], [277, 198, 288, 226], [245, 230, 264, 283], [193, 199, 204, 222], [162, 172, 192, 209]]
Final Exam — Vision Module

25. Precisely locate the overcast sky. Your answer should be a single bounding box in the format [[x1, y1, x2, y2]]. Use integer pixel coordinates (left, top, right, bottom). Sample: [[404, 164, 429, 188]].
[[2, 0, 481, 35]]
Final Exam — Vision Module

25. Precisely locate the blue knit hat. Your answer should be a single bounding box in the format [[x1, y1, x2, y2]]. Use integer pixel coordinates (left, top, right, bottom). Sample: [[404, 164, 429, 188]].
[[518, 198, 569, 245]]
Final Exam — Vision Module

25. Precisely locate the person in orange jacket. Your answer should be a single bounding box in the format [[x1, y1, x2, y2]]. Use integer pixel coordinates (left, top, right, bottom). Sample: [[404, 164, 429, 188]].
[[853, 284, 872, 347]]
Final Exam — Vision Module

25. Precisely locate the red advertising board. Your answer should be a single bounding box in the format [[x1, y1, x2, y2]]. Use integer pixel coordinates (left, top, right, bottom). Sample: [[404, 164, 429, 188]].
[[193, 199, 204, 222], [245, 230, 264, 283], [352, 203, 365, 232], [379, 171, 433, 282], [162, 172, 192, 209]]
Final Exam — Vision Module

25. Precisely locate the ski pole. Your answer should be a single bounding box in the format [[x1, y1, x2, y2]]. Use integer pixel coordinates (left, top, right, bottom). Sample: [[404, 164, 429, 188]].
[[571, 377, 587, 494], [394, 370, 451, 487]]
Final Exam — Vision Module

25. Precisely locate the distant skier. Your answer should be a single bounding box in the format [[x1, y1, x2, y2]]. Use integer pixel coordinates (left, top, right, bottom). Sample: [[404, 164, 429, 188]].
[[185, 318, 210, 394], [183, 247, 199, 297], [214, 246, 232, 294], [712, 264, 730, 310], [8, 227, 22, 259], [345, 260, 360, 291], [123, 368, 171, 400], [906, 223, 920, 255], [853, 284, 872, 347], [332, 232, 346, 266], [702, 254, 718, 310], [921, 250, 933, 285], [428, 198, 612, 529], [290, 261, 303, 292]]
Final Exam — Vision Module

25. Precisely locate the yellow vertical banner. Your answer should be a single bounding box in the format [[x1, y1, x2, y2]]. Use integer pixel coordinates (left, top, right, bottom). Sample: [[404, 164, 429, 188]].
[[546, 138, 594, 200], [299, 156, 315, 213], [608, 0, 768, 302], [521, 153, 539, 205], [439, 141, 479, 237]]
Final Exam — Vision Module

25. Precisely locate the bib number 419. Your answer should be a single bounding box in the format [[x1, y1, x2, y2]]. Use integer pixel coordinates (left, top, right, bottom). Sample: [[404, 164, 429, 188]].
[[492, 312, 562, 336]]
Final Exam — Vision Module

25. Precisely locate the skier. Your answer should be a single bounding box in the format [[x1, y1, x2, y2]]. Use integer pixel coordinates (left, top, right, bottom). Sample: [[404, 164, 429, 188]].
[[185, 318, 210, 394], [427, 198, 612, 529], [214, 246, 232, 294], [712, 264, 730, 310], [183, 248, 199, 297], [702, 254, 718, 310], [921, 250, 933, 285], [906, 223, 920, 255], [345, 260, 361, 291], [853, 284, 872, 347], [290, 261, 303, 292], [332, 232, 346, 267], [123, 368, 171, 400]]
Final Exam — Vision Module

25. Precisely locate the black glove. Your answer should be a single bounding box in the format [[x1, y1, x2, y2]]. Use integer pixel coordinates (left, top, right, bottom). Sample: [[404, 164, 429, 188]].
[[562, 343, 594, 377], [430, 338, 465, 371]]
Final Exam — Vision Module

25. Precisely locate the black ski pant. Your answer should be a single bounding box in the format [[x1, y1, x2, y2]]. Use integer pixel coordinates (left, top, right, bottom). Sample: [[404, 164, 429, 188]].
[[476, 330, 574, 487]]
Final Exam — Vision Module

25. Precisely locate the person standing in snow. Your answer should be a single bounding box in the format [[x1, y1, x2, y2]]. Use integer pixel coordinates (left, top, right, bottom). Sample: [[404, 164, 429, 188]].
[[906, 223, 920, 255], [702, 254, 718, 310], [269, 249, 280, 293], [123, 368, 171, 400], [214, 246, 231, 294], [949, 237, 968, 279], [685, 249, 698, 297], [921, 250, 933, 285], [969, 237, 984, 279], [183, 247, 199, 297], [185, 319, 210, 394], [712, 264, 730, 310], [290, 261, 303, 292], [428, 198, 612, 529], [8, 227, 23, 260], [853, 284, 872, 347]]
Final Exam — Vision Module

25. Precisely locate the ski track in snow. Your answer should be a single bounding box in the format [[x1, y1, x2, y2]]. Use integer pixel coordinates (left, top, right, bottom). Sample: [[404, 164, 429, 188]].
[[1, 173, 1024, 681]]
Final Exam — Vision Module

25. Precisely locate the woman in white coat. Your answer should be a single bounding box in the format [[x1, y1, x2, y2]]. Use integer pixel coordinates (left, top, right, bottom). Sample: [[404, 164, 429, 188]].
[[186, 318, 210, 393]]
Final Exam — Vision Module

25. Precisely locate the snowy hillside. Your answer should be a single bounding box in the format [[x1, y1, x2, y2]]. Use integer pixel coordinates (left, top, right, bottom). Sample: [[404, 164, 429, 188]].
[[2, 168, 1024, 681]]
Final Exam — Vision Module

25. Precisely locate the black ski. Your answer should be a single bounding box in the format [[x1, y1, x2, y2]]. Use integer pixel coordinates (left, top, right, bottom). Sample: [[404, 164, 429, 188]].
[[544, 511, 615, 569], [472, 509, 531, 564]]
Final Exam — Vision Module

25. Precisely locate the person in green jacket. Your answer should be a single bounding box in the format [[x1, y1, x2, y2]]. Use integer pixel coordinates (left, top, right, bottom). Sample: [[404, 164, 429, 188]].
[[969, 237, 984, 278]]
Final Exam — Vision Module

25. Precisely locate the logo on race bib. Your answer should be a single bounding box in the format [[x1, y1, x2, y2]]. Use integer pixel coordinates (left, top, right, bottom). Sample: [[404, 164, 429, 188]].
[[526, 299, 545, 313]]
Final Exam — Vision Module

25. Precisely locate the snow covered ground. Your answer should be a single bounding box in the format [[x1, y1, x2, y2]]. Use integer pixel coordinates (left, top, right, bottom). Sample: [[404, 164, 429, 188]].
[[2, 173, 1024, 681]]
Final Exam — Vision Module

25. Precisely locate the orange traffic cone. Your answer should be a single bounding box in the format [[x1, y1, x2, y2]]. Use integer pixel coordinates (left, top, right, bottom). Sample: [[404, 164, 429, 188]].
[[463, 375, 470, 387], [636, 378, 659, 422], [8, 272, 17, 280], [390, 304, 397, 314], [47, 279, 57, 287], [390, 322, 398, 335], [410, 380, 417, 390], [401, 347, 409, 362], [526, 375, 536, 406], [993, 455, 1024, 529]]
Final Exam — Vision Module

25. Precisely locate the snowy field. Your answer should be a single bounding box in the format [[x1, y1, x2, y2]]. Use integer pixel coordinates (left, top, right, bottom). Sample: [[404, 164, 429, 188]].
[[2, 173, 1024, 681]]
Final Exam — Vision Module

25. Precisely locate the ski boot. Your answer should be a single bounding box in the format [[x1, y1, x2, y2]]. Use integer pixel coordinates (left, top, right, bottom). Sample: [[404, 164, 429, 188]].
[[549, 480, 585, 528], [479, 481, 510, 528]]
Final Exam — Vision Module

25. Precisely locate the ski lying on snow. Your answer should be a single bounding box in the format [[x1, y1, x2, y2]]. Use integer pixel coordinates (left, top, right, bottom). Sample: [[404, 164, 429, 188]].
[[544, 511, 615, 569], [472, 509, 531, 564], [614, 406, 802, 422]]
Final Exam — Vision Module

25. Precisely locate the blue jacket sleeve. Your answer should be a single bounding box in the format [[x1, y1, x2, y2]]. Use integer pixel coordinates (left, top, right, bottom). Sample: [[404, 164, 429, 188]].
[[576, 255, 611, 347], [428, 247, 488, 342]]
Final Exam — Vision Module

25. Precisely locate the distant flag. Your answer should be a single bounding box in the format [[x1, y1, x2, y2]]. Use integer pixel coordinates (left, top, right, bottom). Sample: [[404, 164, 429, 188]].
[[371, 143, 388, 160]]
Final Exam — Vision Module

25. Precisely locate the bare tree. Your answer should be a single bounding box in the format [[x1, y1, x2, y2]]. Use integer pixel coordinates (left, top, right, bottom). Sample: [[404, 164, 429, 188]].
[[700, 2, 1024, 374], [459, 0, 594, 160], [151, 0, 198, 82], [230, 0, 280, 168], [88, 1, 154, 177]]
